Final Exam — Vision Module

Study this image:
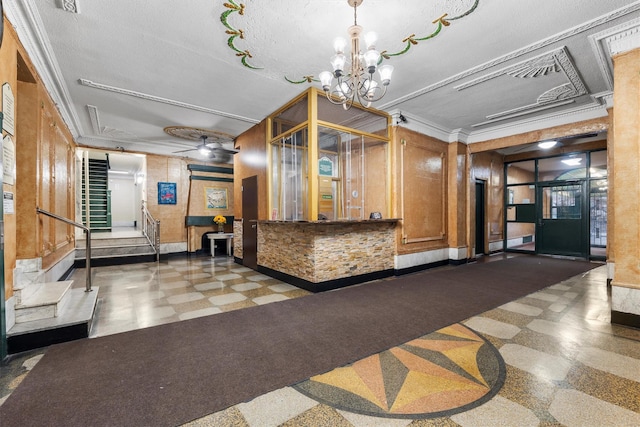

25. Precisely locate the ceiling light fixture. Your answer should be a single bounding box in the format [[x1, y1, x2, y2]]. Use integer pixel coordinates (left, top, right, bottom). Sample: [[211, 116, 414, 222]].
[[319, 0, 394, 110], [561, 157, 582, 166], [538, 140, 557, 149]]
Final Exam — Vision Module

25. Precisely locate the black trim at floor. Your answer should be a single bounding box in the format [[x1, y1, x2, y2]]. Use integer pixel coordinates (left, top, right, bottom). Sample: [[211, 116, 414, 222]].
[[257, 266, 395, 293], [611, 310, 640, 330], [7, 323, 90, 354]]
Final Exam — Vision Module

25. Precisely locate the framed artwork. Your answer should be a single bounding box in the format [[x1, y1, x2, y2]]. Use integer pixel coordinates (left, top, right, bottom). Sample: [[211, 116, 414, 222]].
[[158, 182, 177, 204], [205, 187, 228, 209]]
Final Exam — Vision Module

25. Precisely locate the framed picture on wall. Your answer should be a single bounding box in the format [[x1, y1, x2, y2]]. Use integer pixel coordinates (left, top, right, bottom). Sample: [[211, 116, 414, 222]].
[[158, 182, 177, 204], [205, 187, 228, 209]]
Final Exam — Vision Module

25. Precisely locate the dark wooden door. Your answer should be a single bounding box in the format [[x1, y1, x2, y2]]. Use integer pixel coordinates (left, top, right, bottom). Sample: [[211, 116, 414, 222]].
[[475, 180, 486, 255], [242, 176, 258, 270]]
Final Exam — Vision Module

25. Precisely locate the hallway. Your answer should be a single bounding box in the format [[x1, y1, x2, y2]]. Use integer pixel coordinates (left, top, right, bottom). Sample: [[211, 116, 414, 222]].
[[1, 256, 639, 426]]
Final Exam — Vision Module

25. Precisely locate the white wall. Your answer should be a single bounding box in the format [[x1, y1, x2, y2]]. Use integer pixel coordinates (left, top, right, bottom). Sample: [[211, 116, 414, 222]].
[[109, 175, 137, 226]]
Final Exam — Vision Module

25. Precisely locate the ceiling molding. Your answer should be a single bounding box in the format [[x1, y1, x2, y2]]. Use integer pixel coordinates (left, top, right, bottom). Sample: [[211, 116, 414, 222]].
[[589, 17, 640, 91], [86, 105, 102, 134], [4, 0, 84, 138], [381, 1, 640, 110], [466, 99, 608, 144], [78, 79, 260, 125], [56, 0, 80, 14], [386, 109, 452, 142]]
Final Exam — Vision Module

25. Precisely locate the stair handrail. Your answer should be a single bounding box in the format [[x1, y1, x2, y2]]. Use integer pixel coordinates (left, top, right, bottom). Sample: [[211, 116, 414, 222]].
[[35, 207, 92, 292], [141, 201, 160, 262]]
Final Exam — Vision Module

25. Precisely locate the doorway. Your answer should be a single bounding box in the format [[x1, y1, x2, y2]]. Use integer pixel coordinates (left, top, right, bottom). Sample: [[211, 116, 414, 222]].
[[242, 176, 258, 270], [475, 180, 486, 256], [537, 182, 588, 257]]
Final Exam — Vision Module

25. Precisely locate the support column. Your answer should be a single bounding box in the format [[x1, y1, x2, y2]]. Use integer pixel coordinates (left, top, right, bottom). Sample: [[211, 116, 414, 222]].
[[610, 46, 640, 328]]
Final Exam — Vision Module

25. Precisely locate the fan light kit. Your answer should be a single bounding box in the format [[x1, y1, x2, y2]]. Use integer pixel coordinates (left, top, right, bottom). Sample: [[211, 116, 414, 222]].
[[164, 126, 239, 160]]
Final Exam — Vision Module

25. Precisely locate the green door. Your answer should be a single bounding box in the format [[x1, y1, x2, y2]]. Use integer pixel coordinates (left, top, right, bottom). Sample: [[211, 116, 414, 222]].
[[537, 182, 588, 257]]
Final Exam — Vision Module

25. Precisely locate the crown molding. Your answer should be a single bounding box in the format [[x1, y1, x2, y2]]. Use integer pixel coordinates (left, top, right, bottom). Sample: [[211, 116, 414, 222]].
[[5, 0, 84, 138], [381, 2, 640, 110], [465, 99, 609, 144], [387, 109, 452, 142], [78, 79, 260, 125], [589, 17, 640, 91]]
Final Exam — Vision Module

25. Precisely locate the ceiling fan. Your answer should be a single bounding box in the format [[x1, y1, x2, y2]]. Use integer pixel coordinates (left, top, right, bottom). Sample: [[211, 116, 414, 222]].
[[172, 135, 239, 160], [165, 126, 238, 161]]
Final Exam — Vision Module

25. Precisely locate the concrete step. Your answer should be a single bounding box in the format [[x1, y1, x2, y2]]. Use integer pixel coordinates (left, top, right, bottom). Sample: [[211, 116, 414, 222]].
[[76, 236, 149, 248], [14, 281, 73, 323], [75, 243, 155, 259], [8, 286, 100, 353]]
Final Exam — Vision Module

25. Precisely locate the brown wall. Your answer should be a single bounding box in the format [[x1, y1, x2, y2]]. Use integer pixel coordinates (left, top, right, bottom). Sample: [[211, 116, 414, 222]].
[[233, 120, 268, 220], [3, 19, 77, 299], [393, 127, 449, 255]]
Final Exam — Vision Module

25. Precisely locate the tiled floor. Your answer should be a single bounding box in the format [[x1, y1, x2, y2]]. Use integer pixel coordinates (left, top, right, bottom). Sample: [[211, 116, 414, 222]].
[[2, 254, 640, 426]]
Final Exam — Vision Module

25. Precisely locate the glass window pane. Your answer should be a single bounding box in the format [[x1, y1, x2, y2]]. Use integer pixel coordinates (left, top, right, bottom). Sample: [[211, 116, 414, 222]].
[[541, 184, 582, 220], [590, 179, 607, 250], [271, 128, 308, 220], [590, 151, 607, 178], [539, 154, 587, 181], [507, 184, 535, 205], [272, 95, 308, 139], [506, 161, 535, 184]]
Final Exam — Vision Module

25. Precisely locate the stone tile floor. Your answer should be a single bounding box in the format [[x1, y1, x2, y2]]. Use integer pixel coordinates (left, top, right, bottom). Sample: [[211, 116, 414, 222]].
[[2, 254, 640, 426]]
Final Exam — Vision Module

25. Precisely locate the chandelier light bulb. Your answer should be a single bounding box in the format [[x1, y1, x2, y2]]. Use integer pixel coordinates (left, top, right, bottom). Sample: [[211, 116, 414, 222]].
[[364, 31, 377, 49], [378, 64, 394, 85], [318, 0, 393, 110], [333, 37, 347, 54]]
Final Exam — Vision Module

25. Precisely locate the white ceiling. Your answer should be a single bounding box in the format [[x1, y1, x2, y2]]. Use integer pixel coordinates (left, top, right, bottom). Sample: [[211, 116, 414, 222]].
[[5, 0, 640, 167]]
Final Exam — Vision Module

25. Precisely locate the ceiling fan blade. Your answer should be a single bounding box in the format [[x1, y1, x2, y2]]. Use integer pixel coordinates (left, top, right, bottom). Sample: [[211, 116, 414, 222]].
[[172, 148, 197, 153], [211, 147, 239, 155]]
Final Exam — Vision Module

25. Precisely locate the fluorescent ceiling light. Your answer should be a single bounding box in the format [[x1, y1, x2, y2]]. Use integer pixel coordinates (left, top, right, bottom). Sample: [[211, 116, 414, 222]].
[[561, 158, 582, 166], [538, 140, 557, 149], [108, 170, 129, 174]]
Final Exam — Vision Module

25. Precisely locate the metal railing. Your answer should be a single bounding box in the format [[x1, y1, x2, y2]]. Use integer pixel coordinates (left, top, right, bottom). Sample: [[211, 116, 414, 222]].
[[36, 207, 92, 292], [141, 201, 160, 262]]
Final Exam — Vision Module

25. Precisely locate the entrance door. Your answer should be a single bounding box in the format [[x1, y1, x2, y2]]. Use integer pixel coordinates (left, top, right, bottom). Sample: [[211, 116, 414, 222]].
[[475, 180, 486, 256], [537, 182, 587, 257], [242, 176, 258, 270]]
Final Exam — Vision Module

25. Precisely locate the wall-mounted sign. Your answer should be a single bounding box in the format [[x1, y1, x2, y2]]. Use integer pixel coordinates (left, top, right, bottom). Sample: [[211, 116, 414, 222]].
[[319, 156, 333, 176], [3, 191, 14, 214], [2, 83, 15, 135], [2, 134, 15, 185]]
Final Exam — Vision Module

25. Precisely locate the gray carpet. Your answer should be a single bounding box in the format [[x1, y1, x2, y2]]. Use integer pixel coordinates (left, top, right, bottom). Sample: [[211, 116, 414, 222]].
[[0, 256, 597, 426]]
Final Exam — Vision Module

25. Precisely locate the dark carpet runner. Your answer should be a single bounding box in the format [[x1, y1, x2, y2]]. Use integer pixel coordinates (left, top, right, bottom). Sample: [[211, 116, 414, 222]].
[[0, 256, 597, 426]]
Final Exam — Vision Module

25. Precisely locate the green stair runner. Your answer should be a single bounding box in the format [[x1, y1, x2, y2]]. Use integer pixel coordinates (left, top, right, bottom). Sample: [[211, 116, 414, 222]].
[[81, 159, 112, 232]]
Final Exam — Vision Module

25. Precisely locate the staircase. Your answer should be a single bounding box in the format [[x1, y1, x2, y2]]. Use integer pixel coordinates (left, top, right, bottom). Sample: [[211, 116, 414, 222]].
[[7, 264, 99, 354], [82, 158, 111, 232], [75, 229, 157, 267]]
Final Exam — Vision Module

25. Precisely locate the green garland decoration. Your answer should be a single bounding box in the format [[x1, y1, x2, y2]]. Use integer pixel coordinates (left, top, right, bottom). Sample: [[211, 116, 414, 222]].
[[218, 0, 480, 81]]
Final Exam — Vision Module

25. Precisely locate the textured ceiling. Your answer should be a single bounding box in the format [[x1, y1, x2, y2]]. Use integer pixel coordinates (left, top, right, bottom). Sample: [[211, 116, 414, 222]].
[[4, 0, 640, 166]]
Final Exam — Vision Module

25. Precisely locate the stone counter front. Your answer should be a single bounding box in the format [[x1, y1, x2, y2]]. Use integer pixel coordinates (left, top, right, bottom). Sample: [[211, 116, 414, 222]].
[[256, 220, 398, 292]]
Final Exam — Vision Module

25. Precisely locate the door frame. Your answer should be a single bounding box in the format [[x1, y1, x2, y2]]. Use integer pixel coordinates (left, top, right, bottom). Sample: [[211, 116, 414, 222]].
[[242, 176, 258, 270]]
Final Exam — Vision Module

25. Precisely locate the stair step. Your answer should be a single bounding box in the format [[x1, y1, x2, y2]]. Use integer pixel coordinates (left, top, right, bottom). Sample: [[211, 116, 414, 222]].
[[15, 281, 73, 323], [7, 287, 100, 353]]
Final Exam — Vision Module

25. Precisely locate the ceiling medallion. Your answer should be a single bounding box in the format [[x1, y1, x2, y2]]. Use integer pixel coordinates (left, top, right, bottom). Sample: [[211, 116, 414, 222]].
[[163, 126, 235, 143], [219, 0, 481, 84]]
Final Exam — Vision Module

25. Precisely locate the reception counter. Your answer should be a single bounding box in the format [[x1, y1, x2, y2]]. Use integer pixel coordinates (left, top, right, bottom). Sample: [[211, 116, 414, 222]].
[[255, 219, 399, 292]]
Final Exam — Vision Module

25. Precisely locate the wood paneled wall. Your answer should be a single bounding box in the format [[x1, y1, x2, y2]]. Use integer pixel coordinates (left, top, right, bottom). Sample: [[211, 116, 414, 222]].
[[394, 127, 449, 255], [233, 120, 268, 220]]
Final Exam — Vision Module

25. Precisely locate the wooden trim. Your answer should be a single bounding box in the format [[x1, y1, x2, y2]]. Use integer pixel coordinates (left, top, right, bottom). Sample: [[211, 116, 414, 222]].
[[187, 164, 233, 174]]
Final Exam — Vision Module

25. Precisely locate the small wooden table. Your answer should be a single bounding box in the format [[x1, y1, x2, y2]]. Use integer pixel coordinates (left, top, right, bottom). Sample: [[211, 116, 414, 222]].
[[207, 233, 234, 256]]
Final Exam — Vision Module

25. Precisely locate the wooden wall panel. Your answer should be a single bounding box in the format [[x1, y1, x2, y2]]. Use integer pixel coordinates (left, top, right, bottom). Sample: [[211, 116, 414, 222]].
[[364, 143, 387, 217], [233, 120, 268, 220], [395, 127, 448, 254]]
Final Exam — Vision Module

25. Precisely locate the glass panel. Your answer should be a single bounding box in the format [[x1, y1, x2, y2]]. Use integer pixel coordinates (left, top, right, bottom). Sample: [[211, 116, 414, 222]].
[[590, 150, 607, 178], [270, 128, 308, 220], [541, 184, 582, 220], [506, 161, 535, 185], [539, 154, 587, 181], [506, 222, 535, 251], [272, 95, 308, 139], [506, 184, 535, 205], [317, 95, 388, 138], [590, 179, 607, 254]]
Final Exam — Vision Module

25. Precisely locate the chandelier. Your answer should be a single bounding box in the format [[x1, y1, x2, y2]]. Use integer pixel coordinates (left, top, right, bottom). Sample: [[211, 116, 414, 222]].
[[319, 0, 394, 110]]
